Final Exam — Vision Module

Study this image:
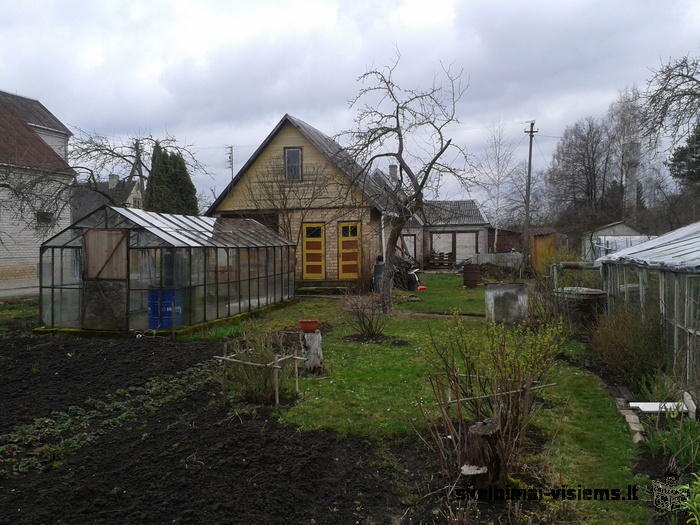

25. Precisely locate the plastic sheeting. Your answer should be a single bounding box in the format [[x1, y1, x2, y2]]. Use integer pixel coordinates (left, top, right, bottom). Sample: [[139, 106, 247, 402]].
[[597, 221, 700, 272]]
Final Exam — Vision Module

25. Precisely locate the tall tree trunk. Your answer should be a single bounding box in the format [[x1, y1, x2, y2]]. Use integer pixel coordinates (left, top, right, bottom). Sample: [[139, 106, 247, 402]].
[[379, 220, 405, 312]]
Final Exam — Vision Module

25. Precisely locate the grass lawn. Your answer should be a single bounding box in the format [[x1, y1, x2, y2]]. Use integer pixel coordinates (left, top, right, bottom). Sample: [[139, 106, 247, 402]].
[[395, 272, 485, 315], [3, 274, 648, 522], [535, 361, 649, 524], [187, 275, 648, 523]]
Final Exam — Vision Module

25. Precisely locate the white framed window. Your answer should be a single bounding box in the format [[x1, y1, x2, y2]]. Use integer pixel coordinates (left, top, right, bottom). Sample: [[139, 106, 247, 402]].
[[284, 147, 302, 181]]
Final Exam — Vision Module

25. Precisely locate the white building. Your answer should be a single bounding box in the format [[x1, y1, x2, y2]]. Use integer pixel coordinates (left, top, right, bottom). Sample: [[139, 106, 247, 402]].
[[0, 90, 73, 285]]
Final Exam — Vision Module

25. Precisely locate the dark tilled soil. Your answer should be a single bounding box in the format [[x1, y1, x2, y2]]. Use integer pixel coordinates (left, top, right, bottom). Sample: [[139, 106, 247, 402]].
[[0, 334, 215, 433], [0, 387, 409, 525]]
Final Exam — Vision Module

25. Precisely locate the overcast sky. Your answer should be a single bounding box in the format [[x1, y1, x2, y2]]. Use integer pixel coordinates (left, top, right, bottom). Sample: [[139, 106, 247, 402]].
[[2, 0, 699, 201]]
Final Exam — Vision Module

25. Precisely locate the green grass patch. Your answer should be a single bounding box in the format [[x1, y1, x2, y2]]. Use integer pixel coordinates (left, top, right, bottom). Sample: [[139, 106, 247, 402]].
[[283, 314, 464, 436], [184, 291, 648, 523], [395, 273, 484, 315], [0, 299, 39, 336], [535, 363, 648, 524]]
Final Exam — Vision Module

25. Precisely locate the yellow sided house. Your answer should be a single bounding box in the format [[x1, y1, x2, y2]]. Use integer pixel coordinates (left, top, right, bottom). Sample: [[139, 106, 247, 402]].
[[207, 114, 392, 288]]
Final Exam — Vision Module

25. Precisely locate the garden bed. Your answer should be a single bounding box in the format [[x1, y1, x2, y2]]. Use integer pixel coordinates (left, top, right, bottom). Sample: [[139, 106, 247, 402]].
[[0, 334, 214, 433], [0, 383, 423, 525]]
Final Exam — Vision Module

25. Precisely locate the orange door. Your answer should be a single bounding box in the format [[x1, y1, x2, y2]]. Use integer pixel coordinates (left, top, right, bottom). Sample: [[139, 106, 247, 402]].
[[338, 221, 361, 280], [302, 223, 325, 279]]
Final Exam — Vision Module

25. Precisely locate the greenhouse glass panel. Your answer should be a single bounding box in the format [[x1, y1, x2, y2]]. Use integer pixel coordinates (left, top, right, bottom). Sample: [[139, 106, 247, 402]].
[[39, 206, 294, 332]]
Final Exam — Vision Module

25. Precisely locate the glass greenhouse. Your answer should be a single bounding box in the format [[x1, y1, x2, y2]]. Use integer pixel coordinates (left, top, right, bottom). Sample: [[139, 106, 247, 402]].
[[599, 221, 700, 386], [40, 206, 296, 331]]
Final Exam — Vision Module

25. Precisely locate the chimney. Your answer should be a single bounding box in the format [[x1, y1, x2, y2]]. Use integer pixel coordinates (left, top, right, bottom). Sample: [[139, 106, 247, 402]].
[[388, 164, 398, 184], [108, 174, 119, 189]]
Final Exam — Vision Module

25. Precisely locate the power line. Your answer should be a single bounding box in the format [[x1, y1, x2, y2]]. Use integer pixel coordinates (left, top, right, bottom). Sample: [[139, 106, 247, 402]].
[[533, 136, 550, 167]]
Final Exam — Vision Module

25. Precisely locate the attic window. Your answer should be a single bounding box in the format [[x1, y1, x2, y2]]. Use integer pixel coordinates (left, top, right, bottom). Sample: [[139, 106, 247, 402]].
[[285, 147, 302, 181]]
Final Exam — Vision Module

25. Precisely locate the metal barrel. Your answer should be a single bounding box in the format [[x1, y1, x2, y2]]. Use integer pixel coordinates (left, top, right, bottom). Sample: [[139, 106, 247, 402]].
[[463, 264, 481, 288]]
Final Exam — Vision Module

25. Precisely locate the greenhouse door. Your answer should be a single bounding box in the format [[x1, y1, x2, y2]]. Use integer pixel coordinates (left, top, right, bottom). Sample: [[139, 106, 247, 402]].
[[302, 223, 325, 280], [338, 221, 361, 280], [81, 229, 128, 330]]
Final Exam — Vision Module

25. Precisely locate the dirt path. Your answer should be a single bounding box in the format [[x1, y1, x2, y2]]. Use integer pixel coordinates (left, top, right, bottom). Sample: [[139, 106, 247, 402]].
[[393, 310, 485, 318]]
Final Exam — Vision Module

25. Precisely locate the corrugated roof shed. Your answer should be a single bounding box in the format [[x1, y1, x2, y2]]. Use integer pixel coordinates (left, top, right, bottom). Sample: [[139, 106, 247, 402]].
[[597, 220, 700, 272]]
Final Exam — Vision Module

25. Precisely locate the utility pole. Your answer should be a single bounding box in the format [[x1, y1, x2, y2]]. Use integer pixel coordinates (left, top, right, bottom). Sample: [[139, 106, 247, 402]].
[[522, 120, 538, 273], [226, 145, 235, 181]]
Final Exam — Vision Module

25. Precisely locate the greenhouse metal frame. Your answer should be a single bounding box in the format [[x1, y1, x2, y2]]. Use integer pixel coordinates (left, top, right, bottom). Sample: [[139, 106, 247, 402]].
[[599, 221, 700, 386], [40, 206, 296, 331]]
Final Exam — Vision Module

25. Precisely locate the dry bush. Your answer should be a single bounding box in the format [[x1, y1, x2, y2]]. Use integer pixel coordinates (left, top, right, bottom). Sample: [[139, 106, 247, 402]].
[[343, 293, 388, 338], [589, 307, 666, 394], [535, 247, 601, 288], [528, 274, 571, 330], [420, 319, 565, 479], [218, 331, 293, 405]]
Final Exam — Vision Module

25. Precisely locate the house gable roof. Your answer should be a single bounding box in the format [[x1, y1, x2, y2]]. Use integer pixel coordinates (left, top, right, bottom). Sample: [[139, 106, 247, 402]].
[[0, 98, 73, 173], [0, 90, 72, 136], [420, 200, 488, 226], [207, 114, 384, 215]]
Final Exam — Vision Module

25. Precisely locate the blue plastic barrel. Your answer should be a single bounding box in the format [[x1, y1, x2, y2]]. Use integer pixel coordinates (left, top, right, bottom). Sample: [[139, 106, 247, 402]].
[[148, 287, 183, 329]]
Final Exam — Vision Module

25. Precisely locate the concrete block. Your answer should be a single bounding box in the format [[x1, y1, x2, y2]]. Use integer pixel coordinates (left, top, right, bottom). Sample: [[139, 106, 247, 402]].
[[624, 414, 640, 425], [632, 432, 644, 444], [628, 422, 645, 433], [684, 391, 697, 420]]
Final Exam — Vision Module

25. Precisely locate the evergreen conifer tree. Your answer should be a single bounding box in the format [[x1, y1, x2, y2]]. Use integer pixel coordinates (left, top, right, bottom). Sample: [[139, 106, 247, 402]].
[[144, 143, 199, 214]]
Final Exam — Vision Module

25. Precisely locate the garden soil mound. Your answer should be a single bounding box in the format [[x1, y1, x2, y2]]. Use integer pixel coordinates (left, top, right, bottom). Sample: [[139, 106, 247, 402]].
[[0, 388, 402, 524], [0, 335, 213, 433]]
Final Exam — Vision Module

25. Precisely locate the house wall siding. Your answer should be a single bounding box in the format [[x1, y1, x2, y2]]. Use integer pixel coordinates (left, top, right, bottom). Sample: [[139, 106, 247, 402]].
[[285, 207, 381, 281], [31, 128, 69, 161], [215, 122, 367, 212], [0, 171, 72, 282]]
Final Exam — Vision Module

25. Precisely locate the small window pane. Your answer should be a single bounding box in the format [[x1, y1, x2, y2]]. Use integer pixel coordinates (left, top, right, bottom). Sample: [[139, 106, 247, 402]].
[[286, 148, 301, 181], [306, 226, 321, 238]]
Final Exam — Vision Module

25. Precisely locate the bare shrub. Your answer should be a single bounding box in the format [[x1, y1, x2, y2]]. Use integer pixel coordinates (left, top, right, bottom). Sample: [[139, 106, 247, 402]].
[[589, 308, 666, 394], [343, 293, 388, 338], [419, 319, 565, 479], [218, 332, 293, 405], [528, 273, 570, 329]]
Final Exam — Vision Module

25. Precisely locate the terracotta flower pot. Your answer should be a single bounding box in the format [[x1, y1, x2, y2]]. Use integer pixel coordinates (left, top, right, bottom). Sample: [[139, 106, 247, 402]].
[[298, 319, 319, 333]]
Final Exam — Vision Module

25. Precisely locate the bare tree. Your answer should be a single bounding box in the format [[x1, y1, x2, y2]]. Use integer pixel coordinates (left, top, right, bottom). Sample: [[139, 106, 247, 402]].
[[342, 55, 470, 309], [544, 115, 623, 237], [501, 163, 547, 228], [641, 54, 700, 149], [69, 128, 205, 198], [0, 129, 206, 237], [468, 124, 519, 251]]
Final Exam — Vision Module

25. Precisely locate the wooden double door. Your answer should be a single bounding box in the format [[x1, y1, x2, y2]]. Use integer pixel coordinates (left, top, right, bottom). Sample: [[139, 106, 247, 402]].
[[301, 221, 361, 280]]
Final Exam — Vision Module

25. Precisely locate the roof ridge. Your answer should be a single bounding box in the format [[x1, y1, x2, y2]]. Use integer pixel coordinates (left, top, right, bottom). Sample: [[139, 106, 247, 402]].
[[0, 89, 41, 103]]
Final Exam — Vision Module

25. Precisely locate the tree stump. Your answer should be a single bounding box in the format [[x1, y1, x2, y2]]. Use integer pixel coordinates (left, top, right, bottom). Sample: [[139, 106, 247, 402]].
[[300, 330, 324, 374], [463, 420, 504, 488]]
